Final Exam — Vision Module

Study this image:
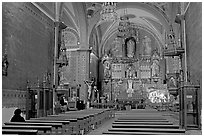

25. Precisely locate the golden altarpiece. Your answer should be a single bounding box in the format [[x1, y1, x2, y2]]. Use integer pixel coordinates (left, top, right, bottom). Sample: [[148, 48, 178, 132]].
[[101, 25, 167, 103]]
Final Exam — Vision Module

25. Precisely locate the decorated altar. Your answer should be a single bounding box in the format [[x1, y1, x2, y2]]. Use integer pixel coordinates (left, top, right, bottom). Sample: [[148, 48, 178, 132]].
[[101, 24, 168, 106]]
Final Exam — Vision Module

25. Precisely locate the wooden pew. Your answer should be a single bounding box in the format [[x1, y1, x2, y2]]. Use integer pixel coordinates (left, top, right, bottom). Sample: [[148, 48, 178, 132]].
[[4, 122, 63, 134], [2, 125, 52, 135], [30, 116, 83, 135], [2, 129, 38, 135], [27, 108, 112, 135], [26, 120, 70, 134]]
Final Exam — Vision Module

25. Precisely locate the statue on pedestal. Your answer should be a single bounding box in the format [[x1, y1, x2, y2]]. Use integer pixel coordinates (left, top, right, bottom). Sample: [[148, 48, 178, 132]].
[[126, 38, 135, 58], [151, 59, 160, 77], [127, 80, 134, 97], [102, 54, 111, 79], [125, 37, 136, 58]]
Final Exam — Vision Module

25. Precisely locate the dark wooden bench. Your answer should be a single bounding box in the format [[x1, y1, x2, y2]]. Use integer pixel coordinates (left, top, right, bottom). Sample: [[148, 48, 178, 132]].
[[30, 116, 80, 135], [113, 121, 174, 125], [4, 122, 63, 134], [112, 124, 180, 129], [26, 120, 70, 134], [102, 131, 185, 135], [2, 125, 52, 135], [108, 128, 186, 133], [115, 119, 169, 122], [2, 129, 38, 135], [27, 108, 112, 135]]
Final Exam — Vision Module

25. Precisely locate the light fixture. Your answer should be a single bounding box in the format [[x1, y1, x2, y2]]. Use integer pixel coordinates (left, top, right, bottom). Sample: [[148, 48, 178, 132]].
[[100, 2, 117, 23], [117, 9, 136, 38]]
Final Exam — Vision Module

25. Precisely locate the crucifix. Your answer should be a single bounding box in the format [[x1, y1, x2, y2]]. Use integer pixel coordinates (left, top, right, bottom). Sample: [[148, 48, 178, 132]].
[[84, 80, 94, 108]]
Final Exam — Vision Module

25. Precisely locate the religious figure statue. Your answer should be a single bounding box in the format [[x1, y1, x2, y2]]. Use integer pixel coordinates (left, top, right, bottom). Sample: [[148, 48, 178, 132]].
[[93, 86, 98, 102], [169, 77, 177, 87], [127, 67, 133, 78], [142, 36, 152, 56], [151, 59, 160, 77], [84, 80, 94, 101], [127, 80, 134, 97], [126, 38, 135, 58], [58, 67, 68, 85], [103, 59, 111, 78]]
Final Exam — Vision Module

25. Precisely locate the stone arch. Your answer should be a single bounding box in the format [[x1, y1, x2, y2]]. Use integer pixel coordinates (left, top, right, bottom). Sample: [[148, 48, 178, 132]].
[[62, 27, 80, 50]]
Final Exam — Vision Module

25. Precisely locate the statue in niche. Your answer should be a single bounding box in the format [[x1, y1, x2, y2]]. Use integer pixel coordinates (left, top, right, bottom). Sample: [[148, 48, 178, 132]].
[[126, 65, 135, 79], [58, 66, 68, 85], [142, 36, 152, 56], [102, 55, 111, 79], [169, 77, 177, 87], [151, 59, 160, 77], [127, 80, 134, 97], [125, 37, 136, 58]]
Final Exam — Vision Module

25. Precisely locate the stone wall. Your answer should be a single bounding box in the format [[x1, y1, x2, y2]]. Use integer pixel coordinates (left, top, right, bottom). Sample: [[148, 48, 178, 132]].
[[2, 3, 54, 91], [185, 3, 202, 85]]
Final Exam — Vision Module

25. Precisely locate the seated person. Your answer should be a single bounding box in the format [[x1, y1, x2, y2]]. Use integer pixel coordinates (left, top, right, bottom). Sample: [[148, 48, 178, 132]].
[[10, 109, 25, 122]]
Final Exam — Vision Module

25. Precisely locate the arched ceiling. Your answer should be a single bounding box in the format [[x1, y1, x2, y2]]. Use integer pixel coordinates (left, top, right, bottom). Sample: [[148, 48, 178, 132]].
[[85, 2, 178, 58], [35, 2, 179, 57]]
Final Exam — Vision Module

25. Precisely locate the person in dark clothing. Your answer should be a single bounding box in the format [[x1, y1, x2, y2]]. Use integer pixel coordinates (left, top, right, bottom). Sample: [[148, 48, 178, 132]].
[[10, 109, 25, 122]]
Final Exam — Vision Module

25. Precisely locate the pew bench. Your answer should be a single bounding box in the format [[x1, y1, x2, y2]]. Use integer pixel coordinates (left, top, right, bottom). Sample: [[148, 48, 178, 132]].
[[4, 122, 63, 134], [31, 116, 80, 135], [2, 125, 52, 135], [2, 129, 38, 135], [26, 120, 70, 134], [27, 108, 113, 135]]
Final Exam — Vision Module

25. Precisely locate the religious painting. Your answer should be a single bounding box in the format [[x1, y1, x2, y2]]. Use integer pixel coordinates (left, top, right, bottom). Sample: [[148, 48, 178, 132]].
[[111, 37, 122, 57], [142, 36, 152, 56]]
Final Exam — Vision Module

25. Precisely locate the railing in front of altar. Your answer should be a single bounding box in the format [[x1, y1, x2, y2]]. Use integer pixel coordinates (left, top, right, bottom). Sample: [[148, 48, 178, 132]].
[[91, 102, 116, 109], [91, 100, 146, 110]]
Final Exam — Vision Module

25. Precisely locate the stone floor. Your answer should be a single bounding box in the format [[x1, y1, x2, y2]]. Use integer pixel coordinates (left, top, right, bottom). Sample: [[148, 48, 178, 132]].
[[88, 110, 202, 135]]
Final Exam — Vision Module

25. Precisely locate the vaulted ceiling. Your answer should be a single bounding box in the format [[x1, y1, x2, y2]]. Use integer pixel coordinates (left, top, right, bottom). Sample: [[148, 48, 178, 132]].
[[35, 2, 181, 57], [86, 2, 180, 57]]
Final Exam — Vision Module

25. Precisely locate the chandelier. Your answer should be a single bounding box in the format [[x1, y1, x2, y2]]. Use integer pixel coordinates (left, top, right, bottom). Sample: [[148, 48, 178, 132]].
[[117, 9, 136, 38], [100, 2, 117, 22]]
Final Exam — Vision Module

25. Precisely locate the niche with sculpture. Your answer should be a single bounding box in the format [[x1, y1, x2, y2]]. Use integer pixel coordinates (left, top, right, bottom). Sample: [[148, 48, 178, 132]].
[[124, 37, 136, 58]]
